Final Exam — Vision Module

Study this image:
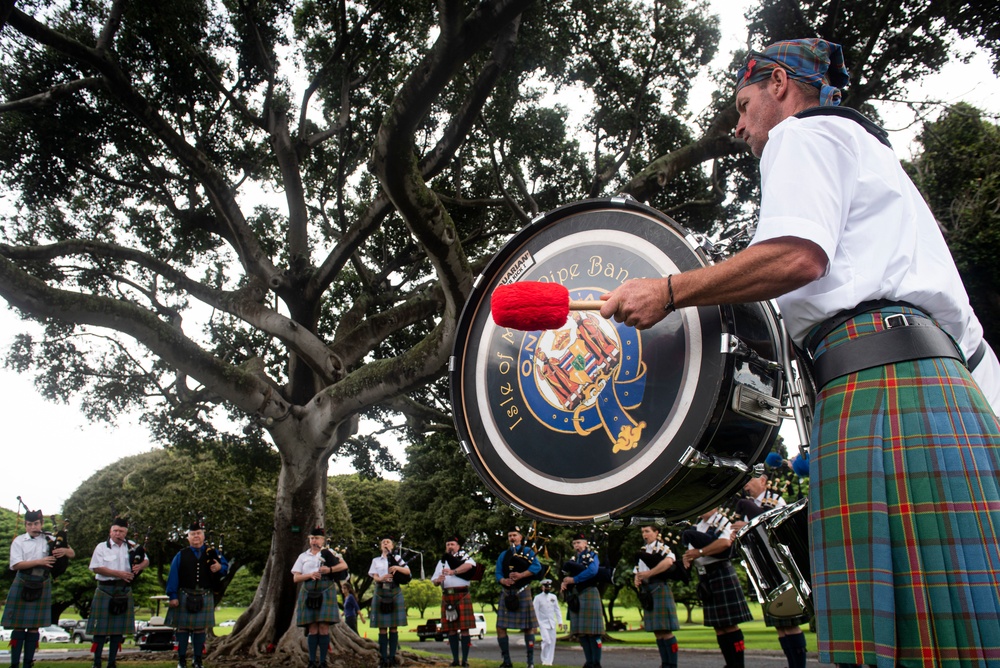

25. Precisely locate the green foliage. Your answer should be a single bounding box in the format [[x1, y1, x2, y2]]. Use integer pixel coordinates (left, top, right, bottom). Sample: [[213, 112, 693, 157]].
[[906, 103, 1000, 345], [219, 567, 262, 607], [404, 578, 441, 619]]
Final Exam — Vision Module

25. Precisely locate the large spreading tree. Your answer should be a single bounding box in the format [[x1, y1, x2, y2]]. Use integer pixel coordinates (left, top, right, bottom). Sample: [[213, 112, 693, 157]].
[[1, 0, 997, 662]]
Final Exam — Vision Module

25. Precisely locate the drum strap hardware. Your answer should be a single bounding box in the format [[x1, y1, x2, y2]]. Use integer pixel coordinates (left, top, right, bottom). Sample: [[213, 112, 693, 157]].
[[809, 312, 964, 389], [680, 446, 763, 478], [731, 385, 782, 425]]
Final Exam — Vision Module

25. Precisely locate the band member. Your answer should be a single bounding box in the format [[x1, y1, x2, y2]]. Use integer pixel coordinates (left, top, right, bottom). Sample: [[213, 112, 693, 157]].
[[731, 475, 808, 668], [602, 37, 1000, 666], [634, 526, 679, 668], [560, 533, 604, 668], [3, 509, 74, 668], [165, 521, 228, 668], [430, 535, 477, 667], [531, 579, 562, 667], [340, 581, 363, 635], [291, 527, 347, 668], [368, 536, 410, 668], [494, 526, 541, 668], [681, 508, 751, 668], [86, 517, 148, 668]]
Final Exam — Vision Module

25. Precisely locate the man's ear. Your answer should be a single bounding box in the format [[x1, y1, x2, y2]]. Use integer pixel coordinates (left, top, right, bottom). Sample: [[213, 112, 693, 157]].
[[770, 66, 791, 99]]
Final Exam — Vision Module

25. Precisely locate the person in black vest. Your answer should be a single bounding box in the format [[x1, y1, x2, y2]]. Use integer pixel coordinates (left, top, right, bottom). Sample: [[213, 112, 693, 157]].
[[86, 516, 148, 668], [165, 522, 228, 668], [494, 526, 541, 668]]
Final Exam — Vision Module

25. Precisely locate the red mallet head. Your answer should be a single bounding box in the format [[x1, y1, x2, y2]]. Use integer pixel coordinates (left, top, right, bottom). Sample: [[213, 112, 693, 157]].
[[491, 282, 570, 330]]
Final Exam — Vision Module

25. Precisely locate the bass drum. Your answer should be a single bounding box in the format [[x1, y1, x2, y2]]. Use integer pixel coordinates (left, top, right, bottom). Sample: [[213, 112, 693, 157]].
[[450, 197, 784, 524]]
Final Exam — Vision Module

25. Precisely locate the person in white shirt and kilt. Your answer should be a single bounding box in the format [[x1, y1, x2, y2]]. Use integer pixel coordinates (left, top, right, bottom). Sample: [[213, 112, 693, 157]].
[[431, 535, 477, 667], [731, 475, 809, 668], [603, 37, 1000, 668], [682, 508, 751, 668], [291, 527, 348, 668], [560, 533, 604, 668], [86, 517, 148, 668], [367, 537, 410, 668], [165, 521, 228, 668], [634, 526, 680, 668], [3, 509, 74, 668], [531, 579, 562, 667], [494, 526, 541, 668]]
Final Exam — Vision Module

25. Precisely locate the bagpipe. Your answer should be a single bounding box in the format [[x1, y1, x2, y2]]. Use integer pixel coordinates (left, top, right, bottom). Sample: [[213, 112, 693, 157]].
[[320, 545, 350, 581], [559, 554, 612, 589], [635, 529, 689, 584], [383, 548, 413, 585], [47, 515, 71, 578], [127, 527, 151, 581], [680, 507, 740, 561]]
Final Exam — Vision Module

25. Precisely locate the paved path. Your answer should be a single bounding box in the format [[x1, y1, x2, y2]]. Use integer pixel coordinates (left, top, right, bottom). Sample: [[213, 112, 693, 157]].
[[403, 638, 820, 667]]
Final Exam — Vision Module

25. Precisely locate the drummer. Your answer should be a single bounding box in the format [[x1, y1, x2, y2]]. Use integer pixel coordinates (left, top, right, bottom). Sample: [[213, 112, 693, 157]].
[[732, 476, 808, 668], [682, 508, 751, 668]]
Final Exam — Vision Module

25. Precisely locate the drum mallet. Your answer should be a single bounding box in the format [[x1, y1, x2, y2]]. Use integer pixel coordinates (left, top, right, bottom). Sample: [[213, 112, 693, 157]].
[[491, 282, 602, 330]]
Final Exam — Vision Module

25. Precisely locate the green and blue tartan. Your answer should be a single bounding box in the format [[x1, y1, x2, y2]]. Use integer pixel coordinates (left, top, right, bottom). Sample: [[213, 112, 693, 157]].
[[295, 579, 340, 626], [164, 589, 216, 630], [568, 586, 604, 635], [369, 584, 406, 629], [640, 581, 679, 632], [1, 572, 52, 629], [810, 307, 1000, 667], [86, 582, 135, 635], [496, 586, 537, 630], [699, 562, 752, 628], [439, 589, 475, 633]]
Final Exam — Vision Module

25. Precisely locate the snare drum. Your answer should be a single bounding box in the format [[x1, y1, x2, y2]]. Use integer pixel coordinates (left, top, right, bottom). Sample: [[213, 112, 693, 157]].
[[449, 197, 785, 524], [735, 497, 812, 618]]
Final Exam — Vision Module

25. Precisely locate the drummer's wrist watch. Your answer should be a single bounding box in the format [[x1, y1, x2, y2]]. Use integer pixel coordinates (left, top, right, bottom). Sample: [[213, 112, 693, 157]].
[[698, 548, 704, 556]]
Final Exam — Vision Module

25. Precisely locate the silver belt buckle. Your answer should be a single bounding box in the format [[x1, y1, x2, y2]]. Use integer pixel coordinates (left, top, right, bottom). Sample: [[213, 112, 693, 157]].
[[884, 313, 908, 329]]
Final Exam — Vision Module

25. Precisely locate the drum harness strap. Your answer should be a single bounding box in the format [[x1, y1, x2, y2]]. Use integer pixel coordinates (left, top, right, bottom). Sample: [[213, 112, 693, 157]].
[[801, 299, 985, 390]]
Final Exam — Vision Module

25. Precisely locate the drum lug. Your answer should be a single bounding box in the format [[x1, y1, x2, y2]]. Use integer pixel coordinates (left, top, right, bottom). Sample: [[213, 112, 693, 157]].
[[732, 384, 782, 426], [680, 446, 763, 478], [720, 334, 781, 370]]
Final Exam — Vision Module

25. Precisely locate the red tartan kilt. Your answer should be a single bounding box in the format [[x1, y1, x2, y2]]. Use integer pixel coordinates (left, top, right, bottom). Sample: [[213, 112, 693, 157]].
[[439, 590, 475, 632]]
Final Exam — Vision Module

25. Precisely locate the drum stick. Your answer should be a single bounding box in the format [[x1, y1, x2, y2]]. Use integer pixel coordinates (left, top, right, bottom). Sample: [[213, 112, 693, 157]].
[[491, 282, 602, 330]]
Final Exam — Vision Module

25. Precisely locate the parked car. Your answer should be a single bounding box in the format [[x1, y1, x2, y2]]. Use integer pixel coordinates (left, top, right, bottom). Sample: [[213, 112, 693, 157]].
[[136, 595, 175, 651], [219, 620, 236, 627], [57, 619, 79, 630], [473, 613, 487, 639], [0, 626, 13, 641], [415, 618, 444, 642], [39, 625, 71, 643], [71, 622, 95, 644]]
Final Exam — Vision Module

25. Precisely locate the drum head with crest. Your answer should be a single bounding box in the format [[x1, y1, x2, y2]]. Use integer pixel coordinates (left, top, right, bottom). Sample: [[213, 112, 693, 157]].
[[450, 198, 782, 524]]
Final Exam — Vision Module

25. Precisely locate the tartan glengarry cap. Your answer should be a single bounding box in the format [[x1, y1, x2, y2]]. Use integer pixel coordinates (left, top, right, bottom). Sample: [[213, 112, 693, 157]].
[[24, 510, 43, 522], [735, 38, 850, 107]]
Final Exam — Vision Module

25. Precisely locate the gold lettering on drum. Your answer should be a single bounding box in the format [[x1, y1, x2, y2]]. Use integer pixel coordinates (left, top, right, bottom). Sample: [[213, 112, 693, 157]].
[[498, 382, 523, 431], [535, 264, 580, 285], [587, 255, 629, 283]]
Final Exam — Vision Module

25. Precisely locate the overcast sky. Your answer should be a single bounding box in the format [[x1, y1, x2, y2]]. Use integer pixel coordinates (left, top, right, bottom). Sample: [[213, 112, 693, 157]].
[[2, 3, 999, 515]]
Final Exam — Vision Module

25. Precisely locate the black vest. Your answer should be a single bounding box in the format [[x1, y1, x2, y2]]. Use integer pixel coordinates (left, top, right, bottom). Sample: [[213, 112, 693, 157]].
[[178, 548, 217, 590]]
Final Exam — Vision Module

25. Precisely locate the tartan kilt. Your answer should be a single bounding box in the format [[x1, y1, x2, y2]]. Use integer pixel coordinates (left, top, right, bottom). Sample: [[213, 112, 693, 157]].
[[369, 584, 406, 629], [86, 583, 135, 635], [699, 562, 752, 628], [439, 589, 475, 633], [810, 308, 1000, 667], [295, 579, 341, 626], [165, 589, 216, 630], [641, 581, 679, 632], [496, 586, 537, 630], [568, 586, 604, 635], [1, 572, 52, 629]]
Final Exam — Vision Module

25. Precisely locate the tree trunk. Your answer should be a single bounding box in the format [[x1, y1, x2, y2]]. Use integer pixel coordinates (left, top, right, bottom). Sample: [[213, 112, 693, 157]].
[[211, 437, 377, 665]]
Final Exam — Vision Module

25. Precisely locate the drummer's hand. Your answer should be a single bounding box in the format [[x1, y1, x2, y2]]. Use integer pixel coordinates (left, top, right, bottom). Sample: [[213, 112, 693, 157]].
[[599, 278, 673, 330], [633, 574, 642, 587], [731, 520, 747, 532], [682, 548, 700, 567]]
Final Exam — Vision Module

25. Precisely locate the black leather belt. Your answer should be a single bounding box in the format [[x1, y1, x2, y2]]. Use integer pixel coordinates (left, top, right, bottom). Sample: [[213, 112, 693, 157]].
[[377, 582, 399, 589], [806, 304, 966, 389], [443, 587, 469, 594]]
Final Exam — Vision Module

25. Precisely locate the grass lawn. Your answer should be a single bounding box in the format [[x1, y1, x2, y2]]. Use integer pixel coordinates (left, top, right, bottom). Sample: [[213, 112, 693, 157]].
[[15, 602, 814, 663]]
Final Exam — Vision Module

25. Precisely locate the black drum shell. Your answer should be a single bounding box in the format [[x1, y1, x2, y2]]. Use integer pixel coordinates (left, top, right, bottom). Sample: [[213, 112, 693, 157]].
[[450, 198, 782, 524]]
